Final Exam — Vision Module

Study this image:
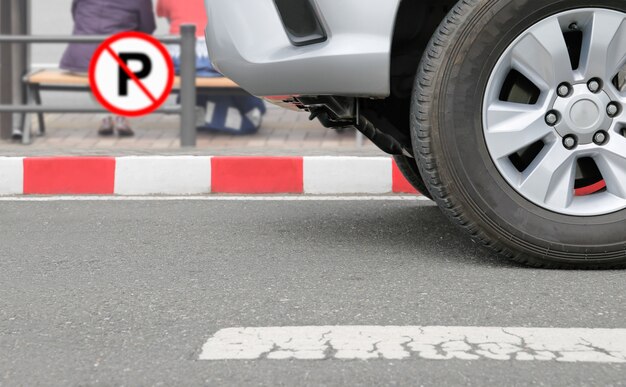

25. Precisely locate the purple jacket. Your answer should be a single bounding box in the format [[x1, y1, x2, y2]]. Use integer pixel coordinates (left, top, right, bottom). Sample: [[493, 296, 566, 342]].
[[60, 0, 156, 73]]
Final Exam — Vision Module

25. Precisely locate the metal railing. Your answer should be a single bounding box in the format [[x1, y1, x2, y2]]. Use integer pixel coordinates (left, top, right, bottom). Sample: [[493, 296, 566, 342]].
[[0, 21, 200, 147]]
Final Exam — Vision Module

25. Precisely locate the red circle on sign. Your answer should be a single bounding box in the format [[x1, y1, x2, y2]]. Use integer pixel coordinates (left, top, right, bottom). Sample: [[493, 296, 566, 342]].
[[89, 31, 175, 117]]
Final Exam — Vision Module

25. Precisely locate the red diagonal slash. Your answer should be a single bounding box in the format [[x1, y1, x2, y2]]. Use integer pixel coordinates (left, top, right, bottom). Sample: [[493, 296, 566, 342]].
[[105, 47, 157, 104]]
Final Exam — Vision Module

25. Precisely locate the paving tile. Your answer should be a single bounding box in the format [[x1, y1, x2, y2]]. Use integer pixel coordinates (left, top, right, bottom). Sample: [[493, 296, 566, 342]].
[[0, 103, 382, 154]]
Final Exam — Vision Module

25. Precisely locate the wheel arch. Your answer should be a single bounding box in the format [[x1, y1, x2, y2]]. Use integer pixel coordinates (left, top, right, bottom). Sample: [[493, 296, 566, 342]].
[[359, 0, 459, 153]]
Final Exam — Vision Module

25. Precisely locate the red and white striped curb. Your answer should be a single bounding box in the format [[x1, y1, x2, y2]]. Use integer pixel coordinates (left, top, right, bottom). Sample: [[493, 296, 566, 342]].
[[0, 156, 421, 196]]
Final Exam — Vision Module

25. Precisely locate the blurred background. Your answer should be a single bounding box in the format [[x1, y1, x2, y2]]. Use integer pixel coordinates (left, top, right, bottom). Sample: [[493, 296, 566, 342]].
[[0, 0, 376, 154], [32, 0, 169, 65]]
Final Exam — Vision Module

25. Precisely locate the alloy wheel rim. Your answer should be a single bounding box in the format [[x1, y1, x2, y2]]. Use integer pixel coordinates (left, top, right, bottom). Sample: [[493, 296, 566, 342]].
[[482, 8, 626, 216]]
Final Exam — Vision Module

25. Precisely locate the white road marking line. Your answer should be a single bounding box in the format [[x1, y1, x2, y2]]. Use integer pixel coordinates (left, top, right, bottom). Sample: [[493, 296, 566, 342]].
[[0, 195, 430, 202], [199, 326, 626, 363]]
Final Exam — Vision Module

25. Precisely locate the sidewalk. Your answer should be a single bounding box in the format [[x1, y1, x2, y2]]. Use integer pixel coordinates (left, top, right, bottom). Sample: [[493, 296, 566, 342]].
[[0, 104, 410, 196], [0, 104, 382, 156]]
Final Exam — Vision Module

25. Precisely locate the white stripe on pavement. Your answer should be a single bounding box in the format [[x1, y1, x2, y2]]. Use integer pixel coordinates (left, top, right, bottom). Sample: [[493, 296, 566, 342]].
[[199, 326, 626, 363], [0, 195, 430, 202]]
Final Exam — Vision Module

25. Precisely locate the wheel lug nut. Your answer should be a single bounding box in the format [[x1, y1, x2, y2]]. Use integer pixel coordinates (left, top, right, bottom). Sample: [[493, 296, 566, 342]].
[[557, 83, 571, 97], [607, 103, 620, 118], [588, 79, 602, 93], [563, 135, 577, 150], [545, 111, 559, 126], [593, 131, 608, 145]]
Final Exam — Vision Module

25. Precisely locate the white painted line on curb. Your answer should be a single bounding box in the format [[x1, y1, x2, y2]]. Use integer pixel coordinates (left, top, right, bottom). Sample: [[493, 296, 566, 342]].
[[0, 195, 430, 202], [199, 326, 626, 362], [0, 157, 24, 195], [115, 156, 212, 195], [304, 157, 392, 194]]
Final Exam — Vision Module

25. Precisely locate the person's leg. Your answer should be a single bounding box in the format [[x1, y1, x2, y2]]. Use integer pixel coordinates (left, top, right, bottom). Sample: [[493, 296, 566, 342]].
[[197, 95, 230, 132], [74, 72, 115, 137], [98, 116, 114, 136], [114, 116, 134, 137], [192, 45, 266, 134], [196, 95, 267, 135], [230, 96, 267, 134]]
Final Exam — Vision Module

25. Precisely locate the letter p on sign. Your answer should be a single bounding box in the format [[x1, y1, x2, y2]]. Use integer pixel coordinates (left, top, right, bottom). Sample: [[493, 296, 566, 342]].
[[89, 32, 175, 117]]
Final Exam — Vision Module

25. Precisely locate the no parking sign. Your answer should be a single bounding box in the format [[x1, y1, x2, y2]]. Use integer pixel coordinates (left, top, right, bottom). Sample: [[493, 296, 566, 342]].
[[89, 32, 175, 117]]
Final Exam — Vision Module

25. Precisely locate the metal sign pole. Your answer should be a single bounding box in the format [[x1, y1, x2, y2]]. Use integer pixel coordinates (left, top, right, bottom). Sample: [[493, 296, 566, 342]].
[[0, 0, 14, 139], [179, 24, 197, 147], [11, 0, 29, 136]]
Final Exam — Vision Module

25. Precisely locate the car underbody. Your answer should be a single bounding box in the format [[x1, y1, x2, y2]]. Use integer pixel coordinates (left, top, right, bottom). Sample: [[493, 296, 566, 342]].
[[271, 1, 458, 157]]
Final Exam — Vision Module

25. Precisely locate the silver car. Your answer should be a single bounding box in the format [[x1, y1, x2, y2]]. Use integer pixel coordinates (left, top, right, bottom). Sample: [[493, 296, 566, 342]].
[[205, 0, 626, 269]]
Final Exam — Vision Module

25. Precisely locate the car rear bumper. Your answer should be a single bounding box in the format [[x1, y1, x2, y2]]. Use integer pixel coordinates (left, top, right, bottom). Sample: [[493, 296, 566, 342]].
[[204, 0, 401, 98]]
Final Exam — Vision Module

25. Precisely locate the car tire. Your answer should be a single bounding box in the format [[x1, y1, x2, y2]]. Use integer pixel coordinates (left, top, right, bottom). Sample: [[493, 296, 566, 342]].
[[412, 0, 626, 268], [393, 155, 433, 199]]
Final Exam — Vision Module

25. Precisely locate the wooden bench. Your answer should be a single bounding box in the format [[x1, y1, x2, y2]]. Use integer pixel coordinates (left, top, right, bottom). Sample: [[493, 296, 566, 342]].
[[23, 69, 243, 134]]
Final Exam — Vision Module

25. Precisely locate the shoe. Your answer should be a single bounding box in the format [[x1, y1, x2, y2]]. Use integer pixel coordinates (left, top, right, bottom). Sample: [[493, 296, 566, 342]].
[[114, 116, 134, 137], [98, 117, 114, 136], [11, 128, 23, 141]]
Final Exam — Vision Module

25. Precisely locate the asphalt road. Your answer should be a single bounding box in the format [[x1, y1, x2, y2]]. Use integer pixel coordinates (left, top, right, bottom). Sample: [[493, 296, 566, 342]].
[[1, 199, 625, 386]]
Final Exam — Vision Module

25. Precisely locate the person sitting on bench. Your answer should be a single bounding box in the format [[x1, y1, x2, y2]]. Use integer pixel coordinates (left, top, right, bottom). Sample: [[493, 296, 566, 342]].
[[60, 0, 156, 137], [157, 0, 266, 135]]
